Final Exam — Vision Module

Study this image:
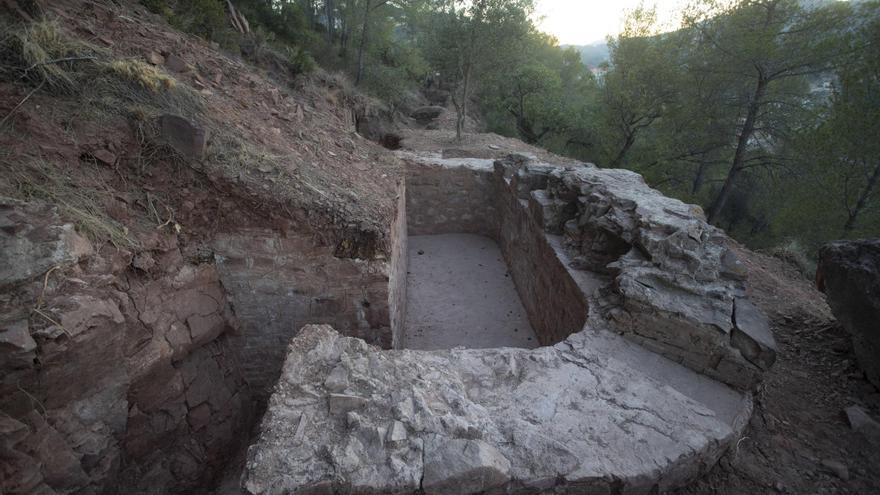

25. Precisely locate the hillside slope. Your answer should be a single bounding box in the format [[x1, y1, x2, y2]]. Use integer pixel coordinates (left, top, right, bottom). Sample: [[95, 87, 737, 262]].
[[1, 1, 878, 494], [1, 1, 404, 493]]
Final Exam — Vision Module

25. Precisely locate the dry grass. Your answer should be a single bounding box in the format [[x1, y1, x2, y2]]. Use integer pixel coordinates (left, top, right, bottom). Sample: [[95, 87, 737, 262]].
[[103, 59, 176, 93], [1, 159, 138, 249], [1, 18, 202, 122], [207, 132, 284, 176], [1, 19, 100, 93]]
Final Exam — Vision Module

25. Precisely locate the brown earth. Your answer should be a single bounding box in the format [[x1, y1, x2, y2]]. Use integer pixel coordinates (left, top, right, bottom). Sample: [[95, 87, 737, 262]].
[[1, 0, 401, 255], [675, 245, 880, 495]]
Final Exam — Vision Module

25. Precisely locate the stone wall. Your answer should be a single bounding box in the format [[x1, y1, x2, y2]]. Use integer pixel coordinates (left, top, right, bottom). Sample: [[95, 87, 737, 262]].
[[499, 158, 777, 391], [213, 228, 395, 393], [388, 181, 408, 349], [493, 166, 590, 345], [405, 158, 499, 236], [403, 156, 589, 346]]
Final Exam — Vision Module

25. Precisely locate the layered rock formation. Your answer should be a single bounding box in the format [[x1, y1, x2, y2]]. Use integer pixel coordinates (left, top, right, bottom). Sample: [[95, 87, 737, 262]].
[[507, 158, 777, 390], [818, 239, 880, 389]]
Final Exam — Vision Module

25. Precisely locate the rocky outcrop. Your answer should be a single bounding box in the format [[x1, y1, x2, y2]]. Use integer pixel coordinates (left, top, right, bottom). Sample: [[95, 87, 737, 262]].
[[497, 157, 777, 390], [410, 106, 445, 125], [243, 324, 743, 495], [818, 239, 880, 389]]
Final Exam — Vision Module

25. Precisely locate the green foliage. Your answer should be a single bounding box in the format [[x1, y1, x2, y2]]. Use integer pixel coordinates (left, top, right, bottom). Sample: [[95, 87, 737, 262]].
[[141, 0, 239, 49], [141, 0, 174, 18], [569, 0, 879, 257], [421, 0, 536, 139], [284, 44, 317, 74]]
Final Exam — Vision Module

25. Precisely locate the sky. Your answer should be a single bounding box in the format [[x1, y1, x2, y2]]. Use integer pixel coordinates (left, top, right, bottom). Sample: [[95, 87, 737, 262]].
[[535, 0, 687, 45]]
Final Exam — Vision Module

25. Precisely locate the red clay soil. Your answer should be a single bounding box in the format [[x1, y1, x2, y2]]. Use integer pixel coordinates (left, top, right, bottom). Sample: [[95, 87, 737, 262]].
[[1, 0, 401, 256]]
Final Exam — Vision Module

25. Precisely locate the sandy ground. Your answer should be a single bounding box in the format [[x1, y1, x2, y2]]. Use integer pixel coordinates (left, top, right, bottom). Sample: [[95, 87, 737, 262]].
[[403, 234, 539, 350]]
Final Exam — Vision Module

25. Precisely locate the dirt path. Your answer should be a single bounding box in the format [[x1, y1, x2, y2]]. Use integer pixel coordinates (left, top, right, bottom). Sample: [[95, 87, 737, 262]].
[[675, 247, 880, 494]]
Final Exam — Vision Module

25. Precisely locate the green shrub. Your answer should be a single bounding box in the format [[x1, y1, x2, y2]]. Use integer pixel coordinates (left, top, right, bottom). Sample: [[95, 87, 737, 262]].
[[284, 45, 315, 75], [140, 0, 238, 49]]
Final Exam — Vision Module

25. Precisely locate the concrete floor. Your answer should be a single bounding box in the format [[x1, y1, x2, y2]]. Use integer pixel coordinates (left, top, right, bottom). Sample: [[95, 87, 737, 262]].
[[403, 234, 539, 350]]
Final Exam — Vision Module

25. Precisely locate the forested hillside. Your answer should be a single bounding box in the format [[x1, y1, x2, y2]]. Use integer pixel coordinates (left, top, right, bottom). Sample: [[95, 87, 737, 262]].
[[139, 0, 878, 261]]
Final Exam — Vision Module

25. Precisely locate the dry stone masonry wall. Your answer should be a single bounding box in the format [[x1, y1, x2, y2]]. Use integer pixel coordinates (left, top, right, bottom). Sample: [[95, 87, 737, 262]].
[[240, 153, 779, 494], [211, 180, 408, 394], [243, 325, 745, 494], [213, 229, 393, 392], [501, 157, 777, 390], [405, 155, 500, 237]]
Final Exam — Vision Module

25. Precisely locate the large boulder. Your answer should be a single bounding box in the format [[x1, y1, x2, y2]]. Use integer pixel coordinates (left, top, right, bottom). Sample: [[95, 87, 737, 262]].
[[410, 106, 445, 124], [818, 239, 880, 389], [158, 114, 209, 160]]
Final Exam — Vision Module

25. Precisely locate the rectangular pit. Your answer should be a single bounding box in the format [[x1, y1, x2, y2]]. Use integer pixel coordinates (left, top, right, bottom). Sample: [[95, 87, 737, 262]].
[[403, 156, 591, 348]]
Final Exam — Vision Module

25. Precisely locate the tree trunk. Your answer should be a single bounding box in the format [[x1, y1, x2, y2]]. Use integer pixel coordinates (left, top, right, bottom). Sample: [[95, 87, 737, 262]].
[[355, 0, 372, 86], [339, 19, 350, 58], [692, 160, 709, 194], [844, 161, 880, 232], [455, 64, 471, 141], [609, 131, 636, 168], [706, 76, 767, 224], [306, 0, 316, 29], [325, 0, 335, 44]]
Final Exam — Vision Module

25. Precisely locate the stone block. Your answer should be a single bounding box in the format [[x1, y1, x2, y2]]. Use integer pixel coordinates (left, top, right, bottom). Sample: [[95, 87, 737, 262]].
[[732, 298, 777, 370], [158, 115, 208, 160]]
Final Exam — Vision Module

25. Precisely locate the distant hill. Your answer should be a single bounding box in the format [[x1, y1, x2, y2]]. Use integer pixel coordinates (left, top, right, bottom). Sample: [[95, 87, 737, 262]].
[[564, 41, 609, 68]]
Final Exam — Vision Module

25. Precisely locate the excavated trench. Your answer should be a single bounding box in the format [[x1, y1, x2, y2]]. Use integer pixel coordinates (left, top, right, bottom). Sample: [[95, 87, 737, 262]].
[[400, 154, 603, 350], [237, 153, 779, 494], [207, 153, 608, 492], [3, 150, 774, 495], [403, 233, 539, 350]]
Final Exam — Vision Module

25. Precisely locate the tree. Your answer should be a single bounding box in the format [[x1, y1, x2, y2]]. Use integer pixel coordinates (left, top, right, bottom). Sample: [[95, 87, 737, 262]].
[[355, 0, 390, 86], [598, 6, 680, 168], [682, 0, 852, 223], [780, 7, 880, 239], [479, 31, 599, 150], [424, 0, 534, 141]]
